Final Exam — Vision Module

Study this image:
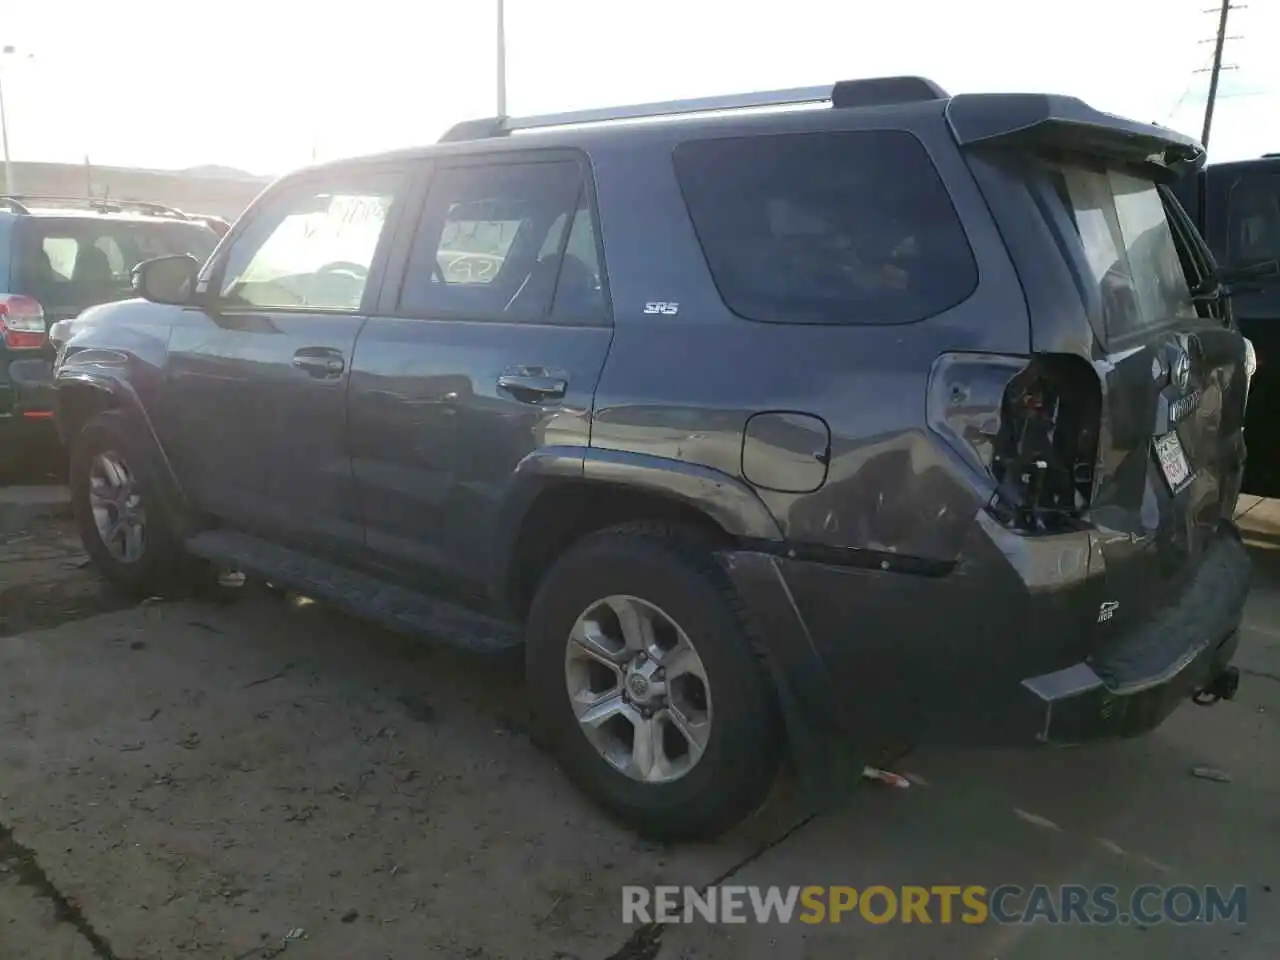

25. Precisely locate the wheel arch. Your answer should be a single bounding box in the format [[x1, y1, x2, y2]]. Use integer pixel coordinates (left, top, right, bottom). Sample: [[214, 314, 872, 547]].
[[55, 370, 192, 534], [492, 446, 784, 620]]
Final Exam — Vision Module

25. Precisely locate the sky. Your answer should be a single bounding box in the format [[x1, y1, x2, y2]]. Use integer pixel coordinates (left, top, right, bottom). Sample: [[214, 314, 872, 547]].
[[1, 0, 1277, 176]]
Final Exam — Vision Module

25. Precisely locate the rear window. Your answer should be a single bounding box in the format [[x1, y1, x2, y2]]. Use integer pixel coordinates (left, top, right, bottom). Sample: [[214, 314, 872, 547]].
[[1043, 161, 1197, 343], [12, 219, 217, 309], [673, 130, 978, 325]]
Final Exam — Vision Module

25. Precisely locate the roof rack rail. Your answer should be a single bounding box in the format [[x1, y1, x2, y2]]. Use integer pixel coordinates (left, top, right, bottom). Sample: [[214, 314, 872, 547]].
[[93, 198, 191, 219], [438, 75, 948, 143], [0, 195, 190, 219]]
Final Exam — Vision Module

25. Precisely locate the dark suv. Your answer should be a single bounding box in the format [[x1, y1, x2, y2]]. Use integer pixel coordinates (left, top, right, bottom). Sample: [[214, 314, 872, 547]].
[[51, 77, 1253, 840], [1174, 157, 1280, 493], [1, 196, 218, 464]]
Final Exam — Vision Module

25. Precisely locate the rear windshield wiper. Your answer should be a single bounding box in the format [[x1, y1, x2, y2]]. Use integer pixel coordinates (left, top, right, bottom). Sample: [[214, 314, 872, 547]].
[[1190, 279, 1229, 302], [1191, 260, 1279, 302]]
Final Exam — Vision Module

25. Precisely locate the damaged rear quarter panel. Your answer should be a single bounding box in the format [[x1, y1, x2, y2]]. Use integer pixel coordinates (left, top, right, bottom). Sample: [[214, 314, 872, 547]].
[[586, 115, 1032, 565]]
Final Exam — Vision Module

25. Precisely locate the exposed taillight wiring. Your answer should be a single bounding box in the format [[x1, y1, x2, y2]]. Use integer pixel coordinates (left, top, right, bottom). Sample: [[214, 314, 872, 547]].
[[0, 294, 46, 350], [990, 359, 1100, 532], [928, 352, 1101, 534]]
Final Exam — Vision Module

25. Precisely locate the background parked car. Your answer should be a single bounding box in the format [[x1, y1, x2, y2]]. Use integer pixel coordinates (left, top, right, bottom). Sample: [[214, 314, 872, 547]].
[[1, 195, 220, 473], [1174, 156, 1280, 495]]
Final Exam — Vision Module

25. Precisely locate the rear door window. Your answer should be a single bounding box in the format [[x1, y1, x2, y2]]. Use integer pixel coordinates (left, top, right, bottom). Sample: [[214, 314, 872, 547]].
[[94, 235, 127, 275], [131, 223, 219, 264], [673, 130, 978, 325], [397, 159, 606, 324], [1043, 161, 1198, 344]]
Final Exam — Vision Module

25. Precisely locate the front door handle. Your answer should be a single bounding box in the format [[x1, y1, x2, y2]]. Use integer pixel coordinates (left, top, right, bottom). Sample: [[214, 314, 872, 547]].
[[497, 373, 568, 402], [293, 348, 345, 378]]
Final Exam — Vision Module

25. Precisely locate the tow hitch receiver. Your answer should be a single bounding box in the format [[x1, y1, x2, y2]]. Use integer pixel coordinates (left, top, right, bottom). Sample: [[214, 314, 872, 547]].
[[1192, 665, 1240, 706]]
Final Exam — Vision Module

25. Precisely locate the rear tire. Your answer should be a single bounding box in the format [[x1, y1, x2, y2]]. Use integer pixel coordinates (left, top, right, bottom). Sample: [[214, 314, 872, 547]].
[[70, 410, 202, 597], [525, 523, 782, 841]]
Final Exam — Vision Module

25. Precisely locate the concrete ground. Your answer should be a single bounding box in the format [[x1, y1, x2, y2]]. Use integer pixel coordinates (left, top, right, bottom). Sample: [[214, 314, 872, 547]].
[[0, 488, 1277, 959]]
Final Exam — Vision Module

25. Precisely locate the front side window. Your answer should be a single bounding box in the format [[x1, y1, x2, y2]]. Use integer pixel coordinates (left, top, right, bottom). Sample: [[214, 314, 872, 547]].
[[1045, 161, 1197, 343], [674, 130, 978, 325], [398, 160, 606, 323], [219, 173, 400, 311]]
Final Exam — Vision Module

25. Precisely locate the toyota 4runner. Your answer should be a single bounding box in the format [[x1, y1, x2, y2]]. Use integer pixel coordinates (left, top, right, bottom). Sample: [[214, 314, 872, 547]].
[[51, 76, 1253, 840]]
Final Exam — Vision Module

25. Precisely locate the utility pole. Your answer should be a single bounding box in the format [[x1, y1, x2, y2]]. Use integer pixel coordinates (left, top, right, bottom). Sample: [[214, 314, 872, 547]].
[[496, 0, 507, 117], [1197, 0, 1244, 150], [0, 71, 12, 196], [0, 45, 34, 195]]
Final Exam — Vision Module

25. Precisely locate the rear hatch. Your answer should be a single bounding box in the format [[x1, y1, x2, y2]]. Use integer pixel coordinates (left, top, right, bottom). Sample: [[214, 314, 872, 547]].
[[1043, 160, 1247, 636], [950, 95, 1250, 637]]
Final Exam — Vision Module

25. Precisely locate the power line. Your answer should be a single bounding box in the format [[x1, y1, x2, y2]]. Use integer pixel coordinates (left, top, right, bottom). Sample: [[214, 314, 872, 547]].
[[1163, 52, 1214, 123], [1196, 0, 1245, 149]]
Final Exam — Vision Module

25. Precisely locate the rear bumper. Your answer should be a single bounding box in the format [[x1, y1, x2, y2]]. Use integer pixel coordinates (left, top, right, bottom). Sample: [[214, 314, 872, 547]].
[[0, 357, 58, 443], [1, 357, 56, 412], [1017, 528, 1248, 743], [1018, 628, 1239, 744], [721, 520, 1250, 755]]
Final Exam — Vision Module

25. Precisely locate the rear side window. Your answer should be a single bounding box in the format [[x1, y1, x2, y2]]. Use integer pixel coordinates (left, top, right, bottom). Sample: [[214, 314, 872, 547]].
[[1043, 161, 1198, 343], [136, 223, 218, 264], [673, 130, 978, 325], [1227, 173, 1280, 267]]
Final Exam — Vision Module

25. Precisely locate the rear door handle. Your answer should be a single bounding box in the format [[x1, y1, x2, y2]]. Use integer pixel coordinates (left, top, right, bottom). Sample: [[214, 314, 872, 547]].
[[293, 347, 345, 378], [497, 373, 568, 402]]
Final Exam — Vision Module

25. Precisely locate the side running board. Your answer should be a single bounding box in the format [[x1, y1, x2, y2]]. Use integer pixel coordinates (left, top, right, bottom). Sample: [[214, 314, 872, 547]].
[[185, 530, 522, 653]]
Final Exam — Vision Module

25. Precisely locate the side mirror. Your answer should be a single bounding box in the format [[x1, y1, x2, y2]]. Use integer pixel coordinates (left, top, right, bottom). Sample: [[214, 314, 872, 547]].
[[133, 255, 199, 306]]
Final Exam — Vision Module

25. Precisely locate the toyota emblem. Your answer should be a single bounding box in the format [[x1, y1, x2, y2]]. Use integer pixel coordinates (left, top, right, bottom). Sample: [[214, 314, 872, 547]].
[[1171, 350, 1191, 392]]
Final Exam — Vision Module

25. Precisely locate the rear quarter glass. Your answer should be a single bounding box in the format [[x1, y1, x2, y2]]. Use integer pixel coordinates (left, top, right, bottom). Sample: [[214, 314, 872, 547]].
[[672, 128, 978, 325]]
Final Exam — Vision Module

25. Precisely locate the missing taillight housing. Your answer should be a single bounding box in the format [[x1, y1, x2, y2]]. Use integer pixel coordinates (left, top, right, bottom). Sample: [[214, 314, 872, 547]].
[[927, 352, 1101, 533], [0, 294, 46, 350], [990, 355, 1101, 532]]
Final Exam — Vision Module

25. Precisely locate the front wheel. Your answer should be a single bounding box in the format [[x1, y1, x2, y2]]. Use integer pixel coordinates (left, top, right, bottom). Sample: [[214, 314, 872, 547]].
[[525, 523, 783, 841], [70, 410, 197, 596]]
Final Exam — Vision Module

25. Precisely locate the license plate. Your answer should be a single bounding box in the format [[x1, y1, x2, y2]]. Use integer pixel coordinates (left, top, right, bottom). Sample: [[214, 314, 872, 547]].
[[1154, 431, 1191, 493]]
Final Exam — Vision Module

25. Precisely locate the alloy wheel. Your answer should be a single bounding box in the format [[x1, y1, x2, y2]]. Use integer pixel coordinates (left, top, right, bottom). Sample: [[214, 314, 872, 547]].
[[88, 450, 146, 564], [564, 595, 713, 784]]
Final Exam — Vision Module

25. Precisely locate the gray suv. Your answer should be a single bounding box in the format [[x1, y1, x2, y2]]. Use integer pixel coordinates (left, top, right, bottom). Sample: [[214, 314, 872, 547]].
[[51, 76, 1253, 840]]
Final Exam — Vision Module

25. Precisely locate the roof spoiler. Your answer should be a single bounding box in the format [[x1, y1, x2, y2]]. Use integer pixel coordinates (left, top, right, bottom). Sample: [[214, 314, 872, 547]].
[[945, 94, 1205, 177]]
